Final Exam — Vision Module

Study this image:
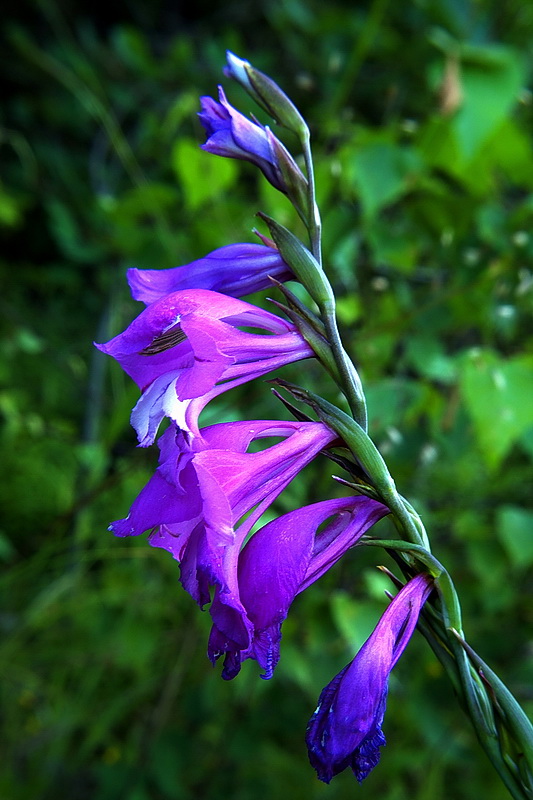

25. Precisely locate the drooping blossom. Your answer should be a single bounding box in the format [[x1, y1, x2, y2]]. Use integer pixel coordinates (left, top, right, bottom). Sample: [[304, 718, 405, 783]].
[[209, 494, 389, 680], [96, 288, 314, 443], [199, 86, 306, 197], [127, 243, 293, 305], [306, 573, 433, 784], [110, 418, 339, 664]]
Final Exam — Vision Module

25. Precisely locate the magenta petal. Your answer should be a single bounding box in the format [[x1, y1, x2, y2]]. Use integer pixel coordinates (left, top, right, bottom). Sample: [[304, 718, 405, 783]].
[[96, 289, 313, 444], [299, 497, 389, 592], [108, 418, 338, 659], [109, 425, 202, 540], [196, 421, 337, 527], [207, 625, 244, 680]]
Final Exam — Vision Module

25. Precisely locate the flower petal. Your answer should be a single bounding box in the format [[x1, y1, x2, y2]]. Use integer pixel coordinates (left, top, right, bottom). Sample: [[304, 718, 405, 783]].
[[97, 289, 313, 443], [306, 573, 433, 783], [127, 243, 292, 305], [210, 496, 387, 679]]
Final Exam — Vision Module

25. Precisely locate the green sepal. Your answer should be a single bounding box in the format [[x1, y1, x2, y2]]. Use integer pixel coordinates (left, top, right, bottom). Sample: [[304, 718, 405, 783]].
[[271, 387, 314, 424], [361, 538, 445, 578], [271, 378, 393, 492], [267, 277, 325, 334], [257, 213, 334, 306], [268, 298, 339, 380], [266, 132, 309, 220], [451, 630, 533, 781], [271, 379, 430, 549]]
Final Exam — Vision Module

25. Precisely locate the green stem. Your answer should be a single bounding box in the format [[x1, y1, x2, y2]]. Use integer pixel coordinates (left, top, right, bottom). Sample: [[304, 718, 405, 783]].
[[320, 300, 368, 431], [301, 129, 322, 266], [299, 128, 368, 429], [452, 632, 533, 781], [285, 72, 533, 799]]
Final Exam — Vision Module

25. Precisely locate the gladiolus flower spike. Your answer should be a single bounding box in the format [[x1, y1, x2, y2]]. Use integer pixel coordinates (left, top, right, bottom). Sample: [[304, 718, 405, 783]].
[[95, 52, 533, 797]]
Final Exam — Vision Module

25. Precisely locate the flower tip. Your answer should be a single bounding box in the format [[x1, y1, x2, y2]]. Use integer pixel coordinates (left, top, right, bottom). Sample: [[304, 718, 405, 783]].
[[224, 52, 253, 87], [226, 50, 249, 69]]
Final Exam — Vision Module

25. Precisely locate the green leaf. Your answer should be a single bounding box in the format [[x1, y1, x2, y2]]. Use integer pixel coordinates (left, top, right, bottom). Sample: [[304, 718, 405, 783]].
[[365, 378, 424, 434], [0, 187, 24, 227], [348, 139, 421, 218], [329, 591, 377, 648], [46, 198, 105, 262], [404, 336, 457, 383], [453, 46, 524, 160], [496, 505, 533, 568], [172, 138, 237, 210], [460, 350, 533, 469], [366, 217, 420, 272]]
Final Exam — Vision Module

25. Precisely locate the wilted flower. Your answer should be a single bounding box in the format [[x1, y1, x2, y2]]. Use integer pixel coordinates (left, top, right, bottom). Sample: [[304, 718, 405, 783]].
[[110, 418, 339, 665], [306, 573, 433, 784], [127, 242, 293, 305], [96, 288, 314, 443], [199, 86, 307, 203], [209, 495, 389, 680]]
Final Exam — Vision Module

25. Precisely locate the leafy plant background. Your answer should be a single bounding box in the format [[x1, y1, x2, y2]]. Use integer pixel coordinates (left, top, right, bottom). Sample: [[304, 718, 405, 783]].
[[1, 1, 532, 798]]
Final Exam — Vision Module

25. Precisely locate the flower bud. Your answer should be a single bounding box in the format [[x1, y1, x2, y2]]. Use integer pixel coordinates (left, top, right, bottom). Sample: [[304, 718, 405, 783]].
[[199, 87, 308, 207], [257, 213, 334, 307], [225, 51, 308, 138]]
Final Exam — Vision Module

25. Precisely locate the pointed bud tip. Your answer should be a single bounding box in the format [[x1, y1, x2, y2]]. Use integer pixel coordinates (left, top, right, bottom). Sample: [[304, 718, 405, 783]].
[[224, 52, 308, 139], [226, 51, 249, 69], [225, 52, 253, 87]]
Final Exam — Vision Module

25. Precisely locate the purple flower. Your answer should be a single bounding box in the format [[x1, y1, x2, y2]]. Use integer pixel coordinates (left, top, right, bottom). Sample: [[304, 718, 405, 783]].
[[306, 573, 433, 784], [198, 87, 306, 195], [209, 495, 389, 680], [95, 288, 313, 443], [110, 418, 339, 660], [127, 243, 293, 305]]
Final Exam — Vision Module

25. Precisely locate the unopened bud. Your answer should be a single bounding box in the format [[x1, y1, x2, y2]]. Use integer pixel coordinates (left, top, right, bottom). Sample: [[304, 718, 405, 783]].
[[225, 51, 308, 138], [257, 213, 334, 307]]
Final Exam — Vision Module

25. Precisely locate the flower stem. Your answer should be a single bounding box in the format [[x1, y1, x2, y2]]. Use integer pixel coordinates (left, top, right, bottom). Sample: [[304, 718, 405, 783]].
[[300, 128, 368, 429], [321, 300, 369, 431], [301, 128, 322, 266]]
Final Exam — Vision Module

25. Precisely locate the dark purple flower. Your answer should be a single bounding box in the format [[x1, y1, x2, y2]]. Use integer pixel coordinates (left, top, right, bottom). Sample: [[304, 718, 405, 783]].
[[127, 243, 293, 305], [306, 573, 433, 784], [209, 495, 389, 680], [198, 87, 306, 195], [110, 418, 338, 658], [95, 288, 313, 443]]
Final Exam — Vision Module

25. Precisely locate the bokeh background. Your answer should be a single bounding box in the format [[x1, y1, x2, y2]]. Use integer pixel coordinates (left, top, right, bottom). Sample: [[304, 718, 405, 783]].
[[1, 1, 533, 798]]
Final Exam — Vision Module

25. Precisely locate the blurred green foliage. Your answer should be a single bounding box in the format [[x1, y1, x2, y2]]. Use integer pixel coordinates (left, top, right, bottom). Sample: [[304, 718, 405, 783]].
[[1, 1, 532, 798]]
